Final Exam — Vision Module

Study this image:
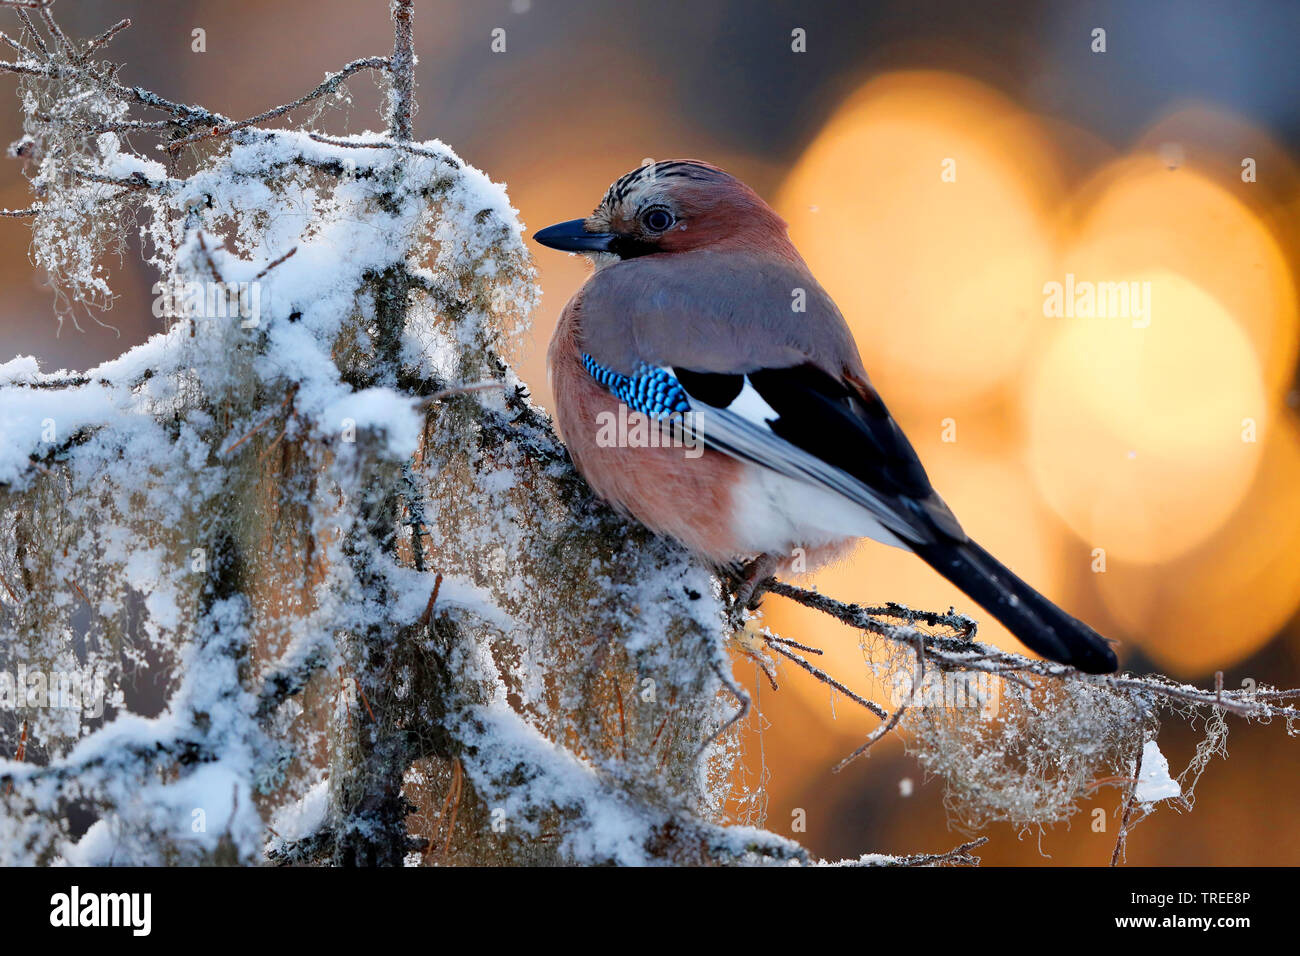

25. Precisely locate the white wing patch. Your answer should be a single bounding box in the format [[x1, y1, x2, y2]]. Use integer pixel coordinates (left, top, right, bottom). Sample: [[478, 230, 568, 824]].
[[726, 378, 779, 425], [683, 396, 936, 546]]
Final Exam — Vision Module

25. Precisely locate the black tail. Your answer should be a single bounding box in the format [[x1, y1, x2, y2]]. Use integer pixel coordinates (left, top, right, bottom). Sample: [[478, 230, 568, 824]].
[[912, 537, 1118, 673]]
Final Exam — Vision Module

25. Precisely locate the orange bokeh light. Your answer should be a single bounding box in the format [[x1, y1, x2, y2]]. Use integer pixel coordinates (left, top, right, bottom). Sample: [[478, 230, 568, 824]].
[[755, 68, 1300, 722], [776, 71, 1065, 413], [1024, 271, 1267, 563]]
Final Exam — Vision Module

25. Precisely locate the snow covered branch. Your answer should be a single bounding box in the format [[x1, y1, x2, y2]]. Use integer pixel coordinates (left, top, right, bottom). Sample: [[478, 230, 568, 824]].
[[0, 0, 769, 867]]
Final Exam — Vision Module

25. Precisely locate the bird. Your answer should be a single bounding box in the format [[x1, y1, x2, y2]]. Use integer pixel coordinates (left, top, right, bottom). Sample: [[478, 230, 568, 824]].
[[533, 159, 1119, 674]]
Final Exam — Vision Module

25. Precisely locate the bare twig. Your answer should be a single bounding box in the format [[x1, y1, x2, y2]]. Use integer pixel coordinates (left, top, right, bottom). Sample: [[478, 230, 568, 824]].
[[253, 246, 298, 281], [418, 572, 443, 626]]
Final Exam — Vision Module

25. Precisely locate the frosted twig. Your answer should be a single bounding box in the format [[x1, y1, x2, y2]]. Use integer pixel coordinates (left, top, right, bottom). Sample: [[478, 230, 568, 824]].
[[1110, 740, 1145, 866], [306, 133, 457, 163], [0, 28, 25, 53], [833, 633, 925, 772], [388, 0, 415, 141], [163, 56, 390, 153], [36, 2, 75, 62], [889, 836, 988, 867], [762, 634, 887, 719], [82, 16, 129, 57], [771, 579, 1300, 722], [11, 5, 44, 56]]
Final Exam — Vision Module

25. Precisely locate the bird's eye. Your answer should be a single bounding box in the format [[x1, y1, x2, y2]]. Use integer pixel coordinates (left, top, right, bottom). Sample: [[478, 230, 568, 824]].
[[641, 207, 674, 232]]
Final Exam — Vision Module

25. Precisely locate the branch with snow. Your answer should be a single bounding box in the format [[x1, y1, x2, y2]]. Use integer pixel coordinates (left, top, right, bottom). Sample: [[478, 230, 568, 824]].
[[0, 0, 797, 868]]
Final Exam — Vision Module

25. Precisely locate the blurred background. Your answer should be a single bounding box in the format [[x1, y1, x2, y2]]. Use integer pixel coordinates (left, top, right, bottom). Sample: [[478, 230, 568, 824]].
[[2, 0, 1298, 863]]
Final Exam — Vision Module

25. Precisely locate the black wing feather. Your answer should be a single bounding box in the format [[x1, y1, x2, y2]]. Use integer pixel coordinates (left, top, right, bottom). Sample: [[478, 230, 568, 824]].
[[670, 362, 963, 543]]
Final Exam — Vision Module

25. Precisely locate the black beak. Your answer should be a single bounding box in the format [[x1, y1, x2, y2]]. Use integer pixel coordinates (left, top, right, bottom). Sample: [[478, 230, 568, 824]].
[[532, 218, 616, 253]]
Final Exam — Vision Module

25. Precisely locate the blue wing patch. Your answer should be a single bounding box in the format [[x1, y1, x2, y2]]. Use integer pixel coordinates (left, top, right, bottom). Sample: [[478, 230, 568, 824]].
[[582, 353, 691, 419]]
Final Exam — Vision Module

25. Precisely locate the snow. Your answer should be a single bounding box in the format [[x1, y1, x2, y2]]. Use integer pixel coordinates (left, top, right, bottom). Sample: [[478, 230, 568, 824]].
[[269, 779, 330, 845], [323, 388, 424, 458], [0, 52, 760, 867], [1135, 739, 1182, 804]]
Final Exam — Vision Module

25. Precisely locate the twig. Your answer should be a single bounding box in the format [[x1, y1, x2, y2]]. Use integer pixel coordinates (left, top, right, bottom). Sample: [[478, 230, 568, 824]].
[[613, 677, 627, 761], [763, 633, 824, 656], [37, 2, 75, 63], [12, 6, 45, 56], [771, 579, 1300, 721], [1111, 741, 1145, 866], [762, 635, 887, 720], [417, 381, 506, 409], [428, 758, 463, 863], [73, 169, 165, 192], [832, 634, 925, 773], [418, 572, 443, 626], [0, 54, 225, 128], [82, 17, 129, 57], [306, 133, 457, 163], [221, 387, 297, 457], [388, 0, 415, 141], [352, 675, 376, 723], [3, 721, 27, 796], [698, 662, 749, 758], [164, 57, 389, 153], [253, 246, 297, 281], [886, 836, 988, 867], [0, 29, 25, 54], [68, 577, 90, 606]]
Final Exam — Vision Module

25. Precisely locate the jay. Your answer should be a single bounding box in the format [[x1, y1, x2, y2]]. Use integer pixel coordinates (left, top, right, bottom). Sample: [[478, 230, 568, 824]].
[[534, 160, 1118, 674]]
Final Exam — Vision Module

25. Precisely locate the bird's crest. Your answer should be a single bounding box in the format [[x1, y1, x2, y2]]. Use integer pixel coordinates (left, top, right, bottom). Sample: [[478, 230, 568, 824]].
[[596, 160, 731, 215]]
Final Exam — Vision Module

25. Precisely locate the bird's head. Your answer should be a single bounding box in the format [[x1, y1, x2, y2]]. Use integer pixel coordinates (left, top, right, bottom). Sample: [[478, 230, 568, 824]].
[[532, 160, 790, 267]]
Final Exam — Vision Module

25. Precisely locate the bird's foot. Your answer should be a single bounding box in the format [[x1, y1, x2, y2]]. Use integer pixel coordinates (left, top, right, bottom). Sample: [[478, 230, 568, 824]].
[[724, 553, 780, 628]]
